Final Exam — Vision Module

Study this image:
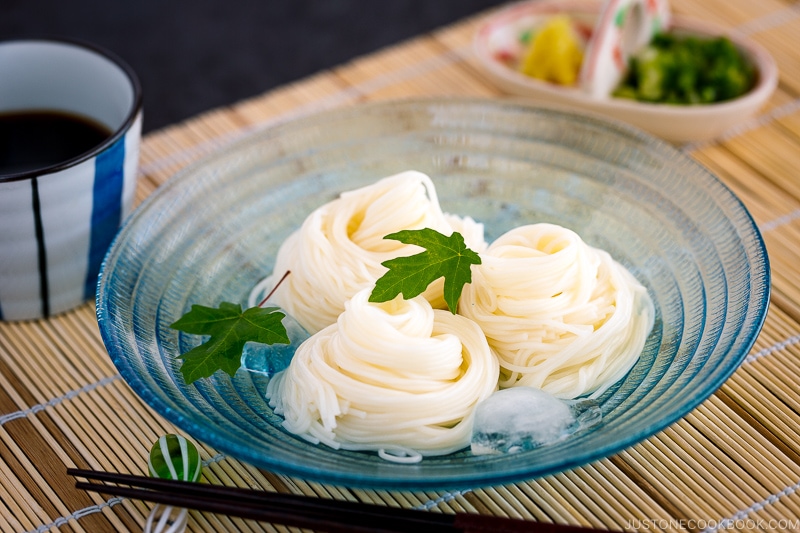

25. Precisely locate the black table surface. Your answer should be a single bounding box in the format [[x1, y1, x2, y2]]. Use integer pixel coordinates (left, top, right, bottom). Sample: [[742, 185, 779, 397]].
[[3, 0, 507, 133]]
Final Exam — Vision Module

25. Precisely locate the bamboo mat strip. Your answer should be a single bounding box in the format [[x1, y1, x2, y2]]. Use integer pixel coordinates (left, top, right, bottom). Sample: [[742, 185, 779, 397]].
[[3, 2, 800, 532]]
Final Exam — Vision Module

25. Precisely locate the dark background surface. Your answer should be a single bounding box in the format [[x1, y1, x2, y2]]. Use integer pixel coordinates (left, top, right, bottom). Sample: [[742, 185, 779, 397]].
[[2, 0, 507, 133]]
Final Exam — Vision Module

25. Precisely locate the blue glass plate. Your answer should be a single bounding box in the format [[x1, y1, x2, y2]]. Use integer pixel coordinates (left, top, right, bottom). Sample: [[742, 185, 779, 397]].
[[97, 98, 769, 489]]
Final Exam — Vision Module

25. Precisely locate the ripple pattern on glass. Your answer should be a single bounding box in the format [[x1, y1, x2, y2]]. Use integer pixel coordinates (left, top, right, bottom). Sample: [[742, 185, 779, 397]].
[[96, 99, 769, 489]]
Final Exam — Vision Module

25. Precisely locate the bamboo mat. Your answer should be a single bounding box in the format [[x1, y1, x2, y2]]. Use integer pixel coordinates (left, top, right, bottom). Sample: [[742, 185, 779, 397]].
[[3, 1, 800, 531]]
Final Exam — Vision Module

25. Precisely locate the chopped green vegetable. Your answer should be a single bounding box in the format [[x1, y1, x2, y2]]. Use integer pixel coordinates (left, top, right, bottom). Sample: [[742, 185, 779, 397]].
[[171, 302, 289, 383], [369, 228, 481, 314], [614, 33, 755, 104]]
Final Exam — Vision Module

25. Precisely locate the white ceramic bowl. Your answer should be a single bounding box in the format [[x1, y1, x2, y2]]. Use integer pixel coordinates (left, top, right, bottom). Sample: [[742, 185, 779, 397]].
[[0, 39, 142, 321], [473, 0, 778, 143]]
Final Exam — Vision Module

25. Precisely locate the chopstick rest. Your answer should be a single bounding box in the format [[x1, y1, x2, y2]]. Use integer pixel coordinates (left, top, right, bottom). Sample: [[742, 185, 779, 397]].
[[148, 434, 202, 483], [145, 504, 188, 533], [68, 468, 603, 533], [144, 434, 203, 533]]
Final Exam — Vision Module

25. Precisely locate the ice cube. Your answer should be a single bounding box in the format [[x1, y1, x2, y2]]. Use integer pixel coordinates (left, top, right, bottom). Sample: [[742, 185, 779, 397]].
[[240, 310, 309, 377], [470, 387, 601, 455]]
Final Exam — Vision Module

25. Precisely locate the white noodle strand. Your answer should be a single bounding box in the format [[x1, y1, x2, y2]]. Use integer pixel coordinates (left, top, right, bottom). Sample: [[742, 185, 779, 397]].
[[267, 289, 499, 459], [261, 171, 486, 333], [259, 177, 655, 461], [459, 223, 654, 399]]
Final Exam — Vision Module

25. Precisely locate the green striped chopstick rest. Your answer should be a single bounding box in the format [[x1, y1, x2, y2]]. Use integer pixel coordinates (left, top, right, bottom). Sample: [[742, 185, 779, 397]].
[[148, 434, 202, 482]]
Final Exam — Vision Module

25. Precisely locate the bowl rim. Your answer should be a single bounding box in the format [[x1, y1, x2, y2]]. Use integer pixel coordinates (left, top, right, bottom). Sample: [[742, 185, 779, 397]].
[[0, 37, 143, 183], [96, 97, 771, 489]]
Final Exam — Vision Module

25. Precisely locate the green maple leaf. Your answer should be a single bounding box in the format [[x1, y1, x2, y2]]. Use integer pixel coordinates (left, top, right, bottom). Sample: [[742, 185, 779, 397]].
[[369, 228, 481, 313], [170, 302, 289, 384]]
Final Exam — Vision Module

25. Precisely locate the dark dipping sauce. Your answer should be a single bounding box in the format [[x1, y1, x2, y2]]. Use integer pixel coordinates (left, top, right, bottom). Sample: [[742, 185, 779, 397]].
[[0, 111, 112, 177]]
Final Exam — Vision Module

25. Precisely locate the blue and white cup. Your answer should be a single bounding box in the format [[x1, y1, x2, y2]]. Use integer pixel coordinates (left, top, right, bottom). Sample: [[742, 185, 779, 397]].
[[0, 39, 142, 321]]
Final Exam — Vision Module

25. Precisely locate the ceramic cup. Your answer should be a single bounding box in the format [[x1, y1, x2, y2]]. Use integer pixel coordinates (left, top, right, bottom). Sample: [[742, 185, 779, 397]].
[[0, 39, 142, 321]]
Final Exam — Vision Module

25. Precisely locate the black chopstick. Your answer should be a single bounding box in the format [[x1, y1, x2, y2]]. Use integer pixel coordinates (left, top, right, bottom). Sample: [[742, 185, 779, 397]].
[[68, 468, 603, 533], [69, 468, 450, 533]]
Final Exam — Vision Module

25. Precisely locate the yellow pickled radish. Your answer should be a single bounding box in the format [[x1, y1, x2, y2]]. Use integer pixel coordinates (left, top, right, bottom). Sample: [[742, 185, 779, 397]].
[[519, 16, 584, 85]]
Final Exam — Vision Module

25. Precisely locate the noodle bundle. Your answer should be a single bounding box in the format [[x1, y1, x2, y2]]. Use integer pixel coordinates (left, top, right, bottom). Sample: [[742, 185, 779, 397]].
[[265, 171, 486, 333], [266, 288, 499, 459], [257, 175, 655, 460], [459, 223, 654, 398]]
